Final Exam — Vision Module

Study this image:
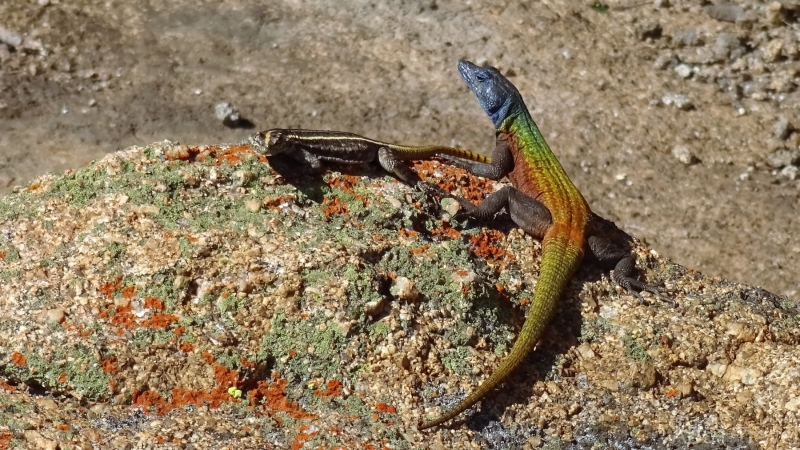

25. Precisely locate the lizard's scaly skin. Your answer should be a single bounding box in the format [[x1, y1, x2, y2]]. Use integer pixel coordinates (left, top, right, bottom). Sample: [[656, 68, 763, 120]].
[[419, 62, 590, 429], [250, 129, 490, 165]]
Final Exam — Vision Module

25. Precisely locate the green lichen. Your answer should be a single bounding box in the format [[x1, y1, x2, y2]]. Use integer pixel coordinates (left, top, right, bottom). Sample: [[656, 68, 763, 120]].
[[622, 334, 650, 362], [2, 346, 112, 399], [0, 393, 32, 431], [580, 317, 617, 344], [259, 310, 346, 381], [441, 346, 473, 375]]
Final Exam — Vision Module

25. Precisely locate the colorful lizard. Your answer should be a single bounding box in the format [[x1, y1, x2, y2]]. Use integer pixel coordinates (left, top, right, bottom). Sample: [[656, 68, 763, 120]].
[[418, 60, 669, 429]]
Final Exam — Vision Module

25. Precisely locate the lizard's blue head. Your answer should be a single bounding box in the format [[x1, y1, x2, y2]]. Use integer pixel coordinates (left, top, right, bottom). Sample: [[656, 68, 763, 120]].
[[457, 60, 522, 129]]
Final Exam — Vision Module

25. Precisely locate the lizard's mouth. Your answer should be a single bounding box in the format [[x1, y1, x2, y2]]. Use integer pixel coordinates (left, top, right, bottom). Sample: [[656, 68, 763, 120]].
[[457, 60, 481, 87]]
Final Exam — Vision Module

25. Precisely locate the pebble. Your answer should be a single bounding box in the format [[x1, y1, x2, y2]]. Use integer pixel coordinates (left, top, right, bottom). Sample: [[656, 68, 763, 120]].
[[762, 39, 784, 63], [706, 3, 745, 22], [764, 1, 784, 25], [773, 117, 792, 140], [715, 33, 742, 60], [674, 64, 692, 78], [391, 276, 420, 302], [765, 149, 797, 168], [214, 102, 242, 128], [673, 29, 701, 47], [779, 165, 798, 180], [662, 93, 694, 110], [439, 198, 461, 217], [41, 308, 65, 324], [653, 52, 674, 70], [671, 145, 698, 165]]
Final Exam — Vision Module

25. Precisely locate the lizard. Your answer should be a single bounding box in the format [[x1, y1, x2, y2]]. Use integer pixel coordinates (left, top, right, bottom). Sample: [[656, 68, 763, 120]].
[[418, 60, 670, 429], [247, 128, 491, 189]]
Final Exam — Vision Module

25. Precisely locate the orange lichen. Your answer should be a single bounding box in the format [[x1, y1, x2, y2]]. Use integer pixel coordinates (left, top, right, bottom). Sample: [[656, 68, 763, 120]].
[[409, 244, 430, 255], [121, 286, 136, 299], [665, 388, 680, 398], [411, 159, 494, 205], [144, 296, 165, 310], [212, 145, 257, 166], [321, 196, 349, 217], [98, 276, 123, 299], [314, 379, 343, 399], [173, 326, 185, 336], [374, 402, 396, 414], [178, 342, 194, 353], [240, 357, 255, 369], [430, 221, 461, 240], [291, 425, 321, 450], [264, 194, 296, 210], [57, 425, 70, 431], [0, 251, 5, 260], [0, 381, 14, 391], [101, 357, 119, 374], [398, 228, 419, 239], [248, 373, 317, 422], [10, 352, 26, 366], [110, 304, 137, 330], [57, 373, 67, 383], [326, 175, 358, 194], [213, 364, 239, 388], [469, 229, 513, 270], [0, 430, 12, 450], [141, 313, 178, 329]]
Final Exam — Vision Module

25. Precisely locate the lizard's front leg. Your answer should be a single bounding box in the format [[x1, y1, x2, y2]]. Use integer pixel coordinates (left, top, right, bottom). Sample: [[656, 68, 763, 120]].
[[586, 230, 674, 306]]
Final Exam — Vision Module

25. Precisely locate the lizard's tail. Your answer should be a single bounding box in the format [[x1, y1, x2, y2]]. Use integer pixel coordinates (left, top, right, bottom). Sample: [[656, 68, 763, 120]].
[[419, 234, 581, 429], [436, 147, 492, 164]]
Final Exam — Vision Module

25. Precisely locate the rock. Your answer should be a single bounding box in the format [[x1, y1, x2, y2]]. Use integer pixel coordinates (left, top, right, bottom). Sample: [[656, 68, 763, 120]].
[[773, 117, 792, 140], [23, 430, 58, 450], [439, 197, 461, 217], [653, 0, 669, 7], [653, 52, 675, 70], [364, 297, 387, 316], [672, 145, 699, 165], [762, 39, 784, 63], [0, 26, 22, 47], [765, 149, 798, 168], [673, 28, 701, 47], [779, 165, 798, 180], [674, 64, 693, 78], [391, 276, 421, 302], [764, 1, 784, 25], [715, 33, 742, 61], [577, 343, 596, 359], [662, 93, 694, 110], [630, 361, 657, 390], [706, 3, 746, 22]]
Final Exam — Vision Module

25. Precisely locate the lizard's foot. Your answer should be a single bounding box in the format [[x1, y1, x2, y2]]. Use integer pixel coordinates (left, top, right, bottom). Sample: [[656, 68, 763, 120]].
[[612, 257, 676, 307], [615, 276, 675, 307]]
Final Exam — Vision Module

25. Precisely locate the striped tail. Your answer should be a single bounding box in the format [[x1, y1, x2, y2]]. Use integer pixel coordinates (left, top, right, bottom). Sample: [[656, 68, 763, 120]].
[[391, 144, 492, 164], [419, 233, 581, 429]]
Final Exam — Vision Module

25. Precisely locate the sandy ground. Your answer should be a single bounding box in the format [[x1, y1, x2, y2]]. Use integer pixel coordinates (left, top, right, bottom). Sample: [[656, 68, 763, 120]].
[[0, 0, 798, 301]]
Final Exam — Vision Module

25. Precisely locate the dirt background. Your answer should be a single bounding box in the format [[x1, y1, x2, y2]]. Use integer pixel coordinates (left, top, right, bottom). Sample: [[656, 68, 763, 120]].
[[1, 0, 798, 300]]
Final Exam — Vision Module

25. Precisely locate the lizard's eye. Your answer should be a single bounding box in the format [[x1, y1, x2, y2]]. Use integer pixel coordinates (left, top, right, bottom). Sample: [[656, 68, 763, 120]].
[[476, 72, 491, 83]]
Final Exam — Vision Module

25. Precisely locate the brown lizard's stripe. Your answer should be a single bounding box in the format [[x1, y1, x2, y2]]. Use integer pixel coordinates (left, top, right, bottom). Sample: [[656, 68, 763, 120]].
[[267, 129, 491, 164]]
